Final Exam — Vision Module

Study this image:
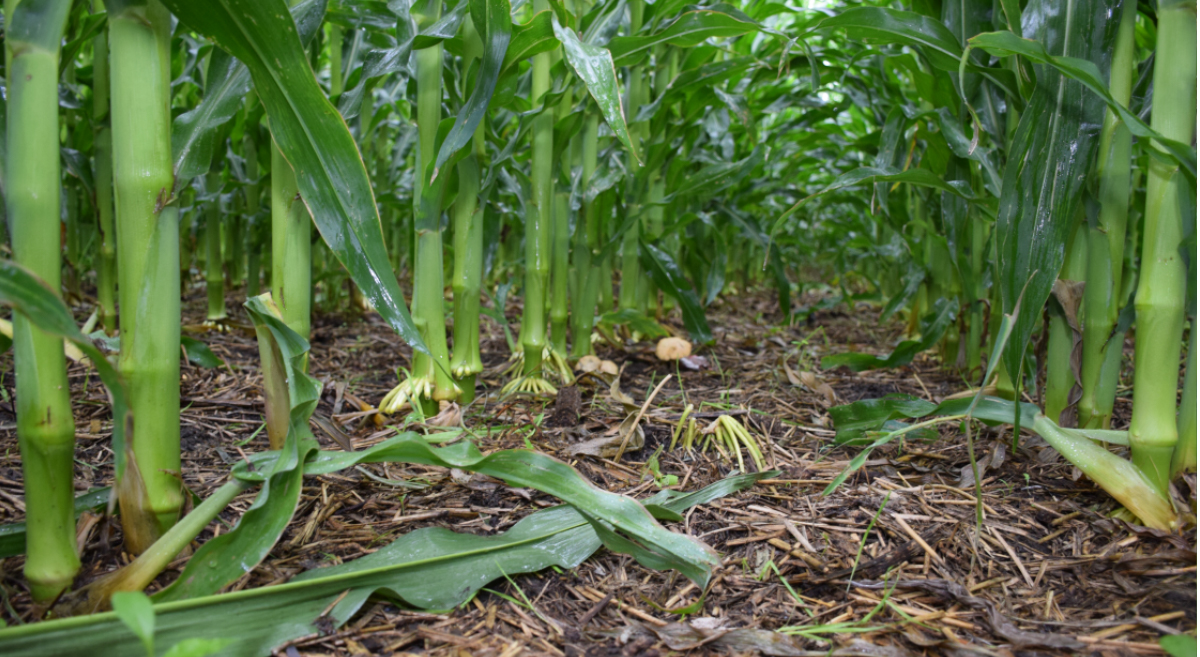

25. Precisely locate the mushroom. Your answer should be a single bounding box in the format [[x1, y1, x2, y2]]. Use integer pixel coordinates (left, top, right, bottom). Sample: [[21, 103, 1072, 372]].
[[599, 359, 619, 375], [576, 354, 602, 373], [655, 336, 692, 361]]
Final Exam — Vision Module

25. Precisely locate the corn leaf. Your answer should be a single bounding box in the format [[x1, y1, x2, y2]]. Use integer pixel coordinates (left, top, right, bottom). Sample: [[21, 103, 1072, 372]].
[[156, 295, 321, 602], [0, 260, 132, 478], [821, 296, 958, 372], [552, 15, 638, 162], [336, 0, 417, 120], [639, 241, 712, 343], [502, 10, 557, 72], [161, 0, 428, 356], [170, 0, 324, 192], [609, 6, 762, 67], [0, 474, 770, 656], [244, 433, 720, 586], [0, 488, 110, 559], [431, 0, 511, 180], [967, 30, 1196, 178], [993, 0, 1114, 389]]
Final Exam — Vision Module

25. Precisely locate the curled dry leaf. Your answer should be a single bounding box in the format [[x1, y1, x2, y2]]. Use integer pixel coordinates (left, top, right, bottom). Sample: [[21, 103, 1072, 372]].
[[609, 372, 640, 413], [426, 401, 462, 427], [796, 369, 838, 407], [567, 417, 645, 458]]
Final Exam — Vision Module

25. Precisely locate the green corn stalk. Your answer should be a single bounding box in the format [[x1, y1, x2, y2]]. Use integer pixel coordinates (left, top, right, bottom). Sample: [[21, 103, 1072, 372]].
[[1078, 0, 1136, 429], [617, 0, 646, 313], [226, 191, 245, 290], [570, 112, 602, 358], [204, 173, 227, 321], [269, 143, 311, 343], [1173, 326, 1196, 477], [450, 150, 484, 402], [407, 0, 458, 409], [93, 19, 118, 334], [1128, 0, 1196, 493], [244, 101, 263, 297], [109, 0, 183, 551], [448, 14, 487, 404], [516, 0, 556, 382], [5, 0, 77, 601]]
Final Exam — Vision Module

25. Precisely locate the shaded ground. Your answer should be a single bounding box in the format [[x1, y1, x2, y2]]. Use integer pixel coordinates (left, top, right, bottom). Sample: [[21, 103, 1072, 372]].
[[0, 283, 1195, 656]]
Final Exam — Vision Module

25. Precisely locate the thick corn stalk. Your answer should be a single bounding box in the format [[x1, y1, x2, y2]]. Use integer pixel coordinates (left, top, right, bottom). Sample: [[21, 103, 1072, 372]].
[[6, 0, 77, 600]]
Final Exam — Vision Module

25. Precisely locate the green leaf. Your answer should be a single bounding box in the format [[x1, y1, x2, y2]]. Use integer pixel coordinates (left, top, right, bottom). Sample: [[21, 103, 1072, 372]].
[[821, 296, 958, 372], [992, 0, 1113, 389], [597, 308, 670, 339], [160, 638, 231, 657], [111, 592, 155, 657], [1160, 635, 1198, 657], [180, 336, 223, 369], [251, 433, 721, 586], [829, 395, 938, 445], [639, 241, 712, 344], [162, 0, 429, 356], [0, 260, 132, 478], [431, 0, 511, 180], [170, 49, 251, 192], [816, 7, 963, 71], [155, 294, 321, 602], [771, 166, 987, 240], [663, 144, 766, 203], [966, 30, 1196, 178], [502, 11, 558, 72], [552, 15, 638, 162], [337, 0, 416, 120], [172, 0, 325, 191], [609, 6, 762, 67], [0, 474, 764, 656], [0, 488, 110, 559]]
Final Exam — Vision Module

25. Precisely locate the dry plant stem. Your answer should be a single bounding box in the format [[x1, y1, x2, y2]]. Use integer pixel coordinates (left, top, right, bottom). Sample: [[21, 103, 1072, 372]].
[[110, 0, 183, 549], [615, 374, 672, 462], [1045, 216, 1085, 424], [1129, 0, 1196, 493], [6, 0, 76, 600]]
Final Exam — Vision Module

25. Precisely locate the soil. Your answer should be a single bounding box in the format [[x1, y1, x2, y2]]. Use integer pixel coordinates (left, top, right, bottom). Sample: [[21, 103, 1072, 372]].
[[0, 284, 1194, 656]]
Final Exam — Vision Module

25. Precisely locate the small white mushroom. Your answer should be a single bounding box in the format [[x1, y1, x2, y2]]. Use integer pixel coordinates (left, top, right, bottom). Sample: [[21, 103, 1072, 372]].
[[576, 354, 602, 373], [655, 336, 693, 361]]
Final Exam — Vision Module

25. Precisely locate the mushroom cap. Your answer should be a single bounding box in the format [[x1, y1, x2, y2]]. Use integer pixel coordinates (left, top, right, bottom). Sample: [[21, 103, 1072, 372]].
[[599, 359, 619, 375], [655, 337, 693, 361], [576, 355, 602, 373]]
